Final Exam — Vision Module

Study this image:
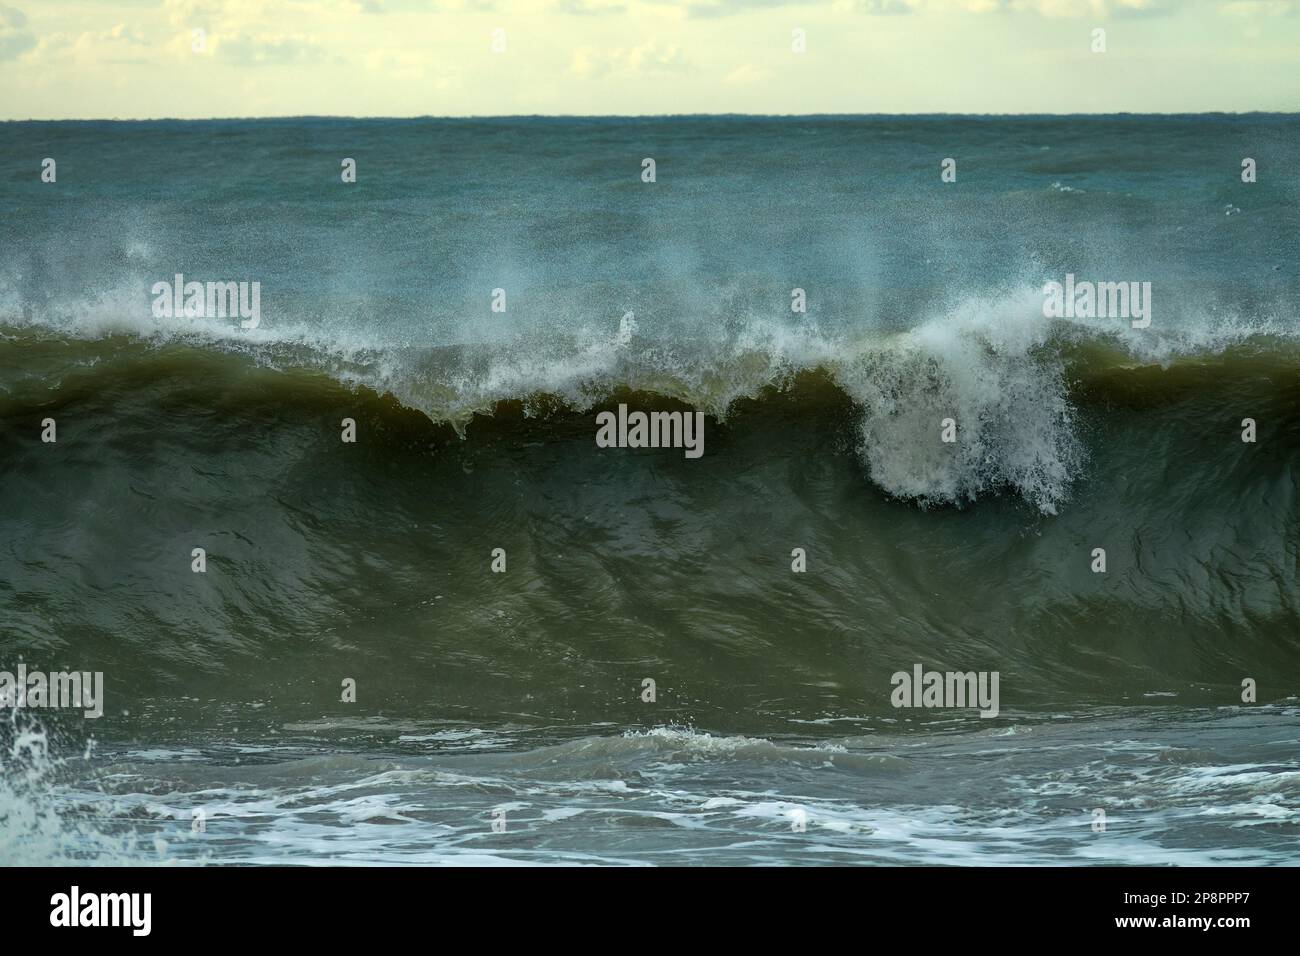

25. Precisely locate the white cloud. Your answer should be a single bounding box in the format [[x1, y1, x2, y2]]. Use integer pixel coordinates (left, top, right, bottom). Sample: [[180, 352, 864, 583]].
[[722, 63, 768, 85], [17, 23, 148, 66], [1219, 0, 1294, 16], [831, 0, 1175, 14], [571, 39, 688, 77], [0, 3, 35, 61], [217, 32, 329, 64], [364, 48, 461, 86]]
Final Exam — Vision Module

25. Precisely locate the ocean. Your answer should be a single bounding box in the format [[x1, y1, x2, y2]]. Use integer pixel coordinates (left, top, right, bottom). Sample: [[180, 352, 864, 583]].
[[1, 115, 1298, 865]]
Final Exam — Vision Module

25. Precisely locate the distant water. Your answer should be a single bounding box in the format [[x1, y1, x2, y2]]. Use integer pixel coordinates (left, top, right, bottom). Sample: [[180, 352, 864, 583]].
[[1, 116, 1298, 865]]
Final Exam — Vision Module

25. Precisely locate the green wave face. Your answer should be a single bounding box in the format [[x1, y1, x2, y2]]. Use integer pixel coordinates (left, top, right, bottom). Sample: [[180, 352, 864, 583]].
[[1, 329, 1297, 737]]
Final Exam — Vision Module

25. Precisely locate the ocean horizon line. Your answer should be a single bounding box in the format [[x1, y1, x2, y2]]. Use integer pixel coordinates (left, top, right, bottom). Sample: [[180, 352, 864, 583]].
[[4, 109, 1300, 124]]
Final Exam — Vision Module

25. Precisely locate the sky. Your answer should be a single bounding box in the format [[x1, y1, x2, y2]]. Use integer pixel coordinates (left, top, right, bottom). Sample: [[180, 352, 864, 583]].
[[0, 0, 1298, 118]]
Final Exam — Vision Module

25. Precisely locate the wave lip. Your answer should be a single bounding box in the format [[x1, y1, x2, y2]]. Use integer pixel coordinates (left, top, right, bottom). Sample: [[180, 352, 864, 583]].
[[2, 283, 1298, 515]]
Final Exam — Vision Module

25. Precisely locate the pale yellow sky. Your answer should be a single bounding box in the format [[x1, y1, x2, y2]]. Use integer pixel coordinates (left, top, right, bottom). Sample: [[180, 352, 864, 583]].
[[1, 0, 1298, 118]]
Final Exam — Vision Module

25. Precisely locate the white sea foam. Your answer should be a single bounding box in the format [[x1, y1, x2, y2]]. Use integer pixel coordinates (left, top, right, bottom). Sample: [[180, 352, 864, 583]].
[[2, 277, 1295, 515]]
